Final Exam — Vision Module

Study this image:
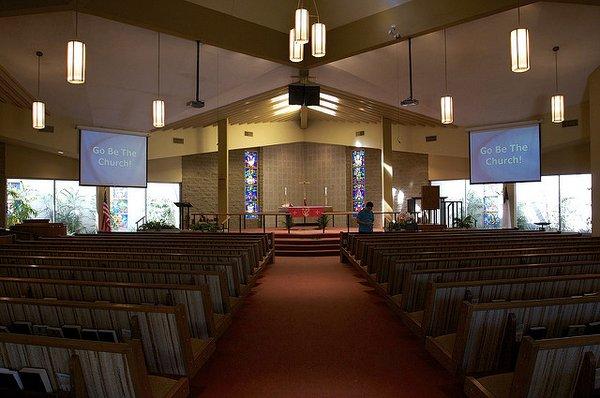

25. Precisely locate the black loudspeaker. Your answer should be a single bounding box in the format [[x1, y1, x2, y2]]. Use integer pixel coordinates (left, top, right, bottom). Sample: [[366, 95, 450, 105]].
[[304, 85, 320, 106], [289, 84, 305, 105], [288, 84, 320, 106]]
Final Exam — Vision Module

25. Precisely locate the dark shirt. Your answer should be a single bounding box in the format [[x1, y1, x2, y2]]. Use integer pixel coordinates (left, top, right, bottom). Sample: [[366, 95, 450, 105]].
[[356, 208, 374, 233]]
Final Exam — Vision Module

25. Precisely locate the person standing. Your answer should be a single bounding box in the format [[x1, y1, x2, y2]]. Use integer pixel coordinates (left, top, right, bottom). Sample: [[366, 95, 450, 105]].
[[356, 201, 375, 233]]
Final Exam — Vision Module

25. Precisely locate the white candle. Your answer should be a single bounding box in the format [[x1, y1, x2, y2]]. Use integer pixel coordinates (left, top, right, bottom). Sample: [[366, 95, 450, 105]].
[[284, 187, 287, 196], [324, 186, 328, 196]]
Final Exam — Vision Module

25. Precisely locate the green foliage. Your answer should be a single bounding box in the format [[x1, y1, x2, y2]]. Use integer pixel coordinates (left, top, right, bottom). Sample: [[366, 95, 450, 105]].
[[453, 215, 476, 229], [7, 188, 37, 227], [190, 221, 218, 232], [147, 200, 176, 225], [54, 187, 96, 235], [317, 214, 330, 231], [282, 214, 294, 230], [138, 220, 177, 231], [386, 214, 417, 232]]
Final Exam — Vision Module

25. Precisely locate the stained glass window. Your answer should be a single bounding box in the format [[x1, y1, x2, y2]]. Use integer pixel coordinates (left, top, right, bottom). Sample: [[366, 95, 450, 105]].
[[352, 149, 366, 211], [244, 151, 259, 219]]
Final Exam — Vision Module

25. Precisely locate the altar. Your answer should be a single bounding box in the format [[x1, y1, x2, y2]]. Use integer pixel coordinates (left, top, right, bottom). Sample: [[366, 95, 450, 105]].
[[279, 206, 334, 218]]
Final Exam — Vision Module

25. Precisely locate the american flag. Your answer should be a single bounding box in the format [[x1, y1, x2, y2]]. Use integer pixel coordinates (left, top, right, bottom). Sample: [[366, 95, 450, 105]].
[[100, 191, 111, 232]]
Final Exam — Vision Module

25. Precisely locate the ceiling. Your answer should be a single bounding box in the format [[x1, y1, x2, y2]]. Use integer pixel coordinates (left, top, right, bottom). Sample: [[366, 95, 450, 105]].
[[184, 0, 410, 33], [0, 1, 598, 138], [0, 11, 295, 132], [314, 1, 600, 127]]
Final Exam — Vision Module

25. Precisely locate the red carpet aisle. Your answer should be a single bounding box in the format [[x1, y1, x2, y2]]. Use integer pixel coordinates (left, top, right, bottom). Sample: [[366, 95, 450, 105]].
[[193, 257, 462, 397]]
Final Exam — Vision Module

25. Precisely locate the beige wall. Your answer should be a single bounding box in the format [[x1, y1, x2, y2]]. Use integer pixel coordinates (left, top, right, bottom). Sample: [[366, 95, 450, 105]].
[[6, 144, 78, 180], [147, 156, 182, 182]]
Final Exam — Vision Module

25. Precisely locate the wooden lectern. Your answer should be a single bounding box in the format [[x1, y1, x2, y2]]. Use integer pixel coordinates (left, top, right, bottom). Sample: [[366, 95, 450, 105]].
[[174, 202, 193, 230]]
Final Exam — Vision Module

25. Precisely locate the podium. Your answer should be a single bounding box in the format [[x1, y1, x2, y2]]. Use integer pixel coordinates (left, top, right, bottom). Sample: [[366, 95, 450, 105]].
[[174, 202, 193, 230]]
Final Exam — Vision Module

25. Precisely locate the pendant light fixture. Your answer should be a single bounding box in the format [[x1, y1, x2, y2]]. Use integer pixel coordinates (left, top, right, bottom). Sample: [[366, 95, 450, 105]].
[[67, 0, 86, 84], [290, 1, 325, 60], [153, 33, 165, 128], [311, 0, 325, 57], [510, 1, 530, 73], [32, 51, 45, 130], [440, 29, 453, 125], [289, 29, 304, 62], [551, 46, 564, 124], [294, 2, 309, 44]]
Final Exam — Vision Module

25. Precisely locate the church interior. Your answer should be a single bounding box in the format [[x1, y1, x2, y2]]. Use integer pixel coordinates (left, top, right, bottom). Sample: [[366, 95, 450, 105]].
[[0, 0, 600, 397]]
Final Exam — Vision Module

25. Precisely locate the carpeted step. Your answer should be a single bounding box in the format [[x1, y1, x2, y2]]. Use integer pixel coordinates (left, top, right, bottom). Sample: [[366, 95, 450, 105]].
[[275, 249, 340, 257], [275, 243, 340, 251], [275, 238, 339, 245]]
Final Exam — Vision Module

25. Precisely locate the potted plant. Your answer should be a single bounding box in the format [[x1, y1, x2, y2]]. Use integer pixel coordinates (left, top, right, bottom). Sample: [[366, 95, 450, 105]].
[[317, 214, 330, 232], [138, 220, 177, 232], [453, 215, 475, 229]]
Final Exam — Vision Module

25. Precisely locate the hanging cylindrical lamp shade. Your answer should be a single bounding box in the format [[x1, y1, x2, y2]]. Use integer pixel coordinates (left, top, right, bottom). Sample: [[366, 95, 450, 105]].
[[67, 40, 86, 84], [440, 96, 453, 125], [294, 8, 309, 44], [551, 95, 564, 124], [153, 99, 165, 128], [311, 23, 326, 57], [32, 101, 45, 130], [510, 28, 530, 73], [289, 29, 304, 62]]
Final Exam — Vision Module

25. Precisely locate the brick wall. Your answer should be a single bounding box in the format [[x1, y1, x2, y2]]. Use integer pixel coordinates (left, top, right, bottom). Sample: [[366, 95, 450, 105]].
[[181, 152, 218, 215], [181, 144, 426, 230], [390, 151, 429, 212]]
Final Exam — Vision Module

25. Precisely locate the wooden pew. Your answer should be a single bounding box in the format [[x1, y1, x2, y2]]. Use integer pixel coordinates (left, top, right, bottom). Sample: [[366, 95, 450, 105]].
[[0, 250, 245, 294], [0, 297, 213, 377], [418, 274, 600, 338], [0, 276, 220, 340], [401, 260, 600, 314], [389, 250, 600, 297], [464, 335, 600, 398], [0, 262, 231, 315], [426, 294, 600, 375], [0, 333, 189, 398]]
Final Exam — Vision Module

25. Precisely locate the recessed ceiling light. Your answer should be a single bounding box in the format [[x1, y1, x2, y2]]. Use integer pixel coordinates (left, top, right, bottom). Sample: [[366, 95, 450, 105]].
[[270, 94, 288, 103], [274, 105, 301, 116], [58, 150, 64, 155]]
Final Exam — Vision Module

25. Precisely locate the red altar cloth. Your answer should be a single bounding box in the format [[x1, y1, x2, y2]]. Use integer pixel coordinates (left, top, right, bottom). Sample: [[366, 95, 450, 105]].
[[285, 206, 332, 218]]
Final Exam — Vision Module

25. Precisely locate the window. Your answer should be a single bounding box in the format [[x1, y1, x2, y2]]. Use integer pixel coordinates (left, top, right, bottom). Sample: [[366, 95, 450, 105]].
[[110, 187, 146, 232], [432, 179, 503, 228], [559, 174, 591, 233], [6, 179, 54, 226], [55, 180, 98, 234], [6, 179, 181, 233], [352, 149, 366, 211], [244, 151, 259, 218], [466, 182, 503, 229], [516, 176, 560, 230], [146, 183, 180, 228]]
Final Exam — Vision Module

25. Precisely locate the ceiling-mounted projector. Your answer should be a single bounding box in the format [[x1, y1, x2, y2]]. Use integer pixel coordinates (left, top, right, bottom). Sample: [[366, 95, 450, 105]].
[[401, 37, 419, 107], [187, 41, 205, 109]]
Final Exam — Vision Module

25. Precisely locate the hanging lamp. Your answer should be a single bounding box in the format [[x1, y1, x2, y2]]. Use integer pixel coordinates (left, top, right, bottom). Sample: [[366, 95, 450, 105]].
[[440, 29, 453, 125], [294, 2, 309, 44], [67, 0, 86, 84], [510, 1, 530, 73], [33, 51, 45, 130], [311, 0, 325, 57], [289, 29, 304, 62], [153, 33, 165, 128], [551, 46, 564, 123]]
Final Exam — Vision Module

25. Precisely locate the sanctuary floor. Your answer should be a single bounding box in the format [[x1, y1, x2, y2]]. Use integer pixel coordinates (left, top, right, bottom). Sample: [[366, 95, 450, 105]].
[[192, 256, 462, 397]]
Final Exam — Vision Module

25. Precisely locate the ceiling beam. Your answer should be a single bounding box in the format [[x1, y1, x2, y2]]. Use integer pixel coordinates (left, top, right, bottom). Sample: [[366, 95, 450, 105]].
[[0, 0, 292, 66]]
